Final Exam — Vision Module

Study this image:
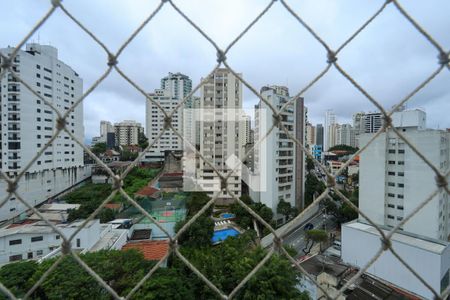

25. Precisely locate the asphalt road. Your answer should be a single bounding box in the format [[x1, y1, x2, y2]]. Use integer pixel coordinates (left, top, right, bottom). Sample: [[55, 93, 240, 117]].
[[282, 212, 337, 257]]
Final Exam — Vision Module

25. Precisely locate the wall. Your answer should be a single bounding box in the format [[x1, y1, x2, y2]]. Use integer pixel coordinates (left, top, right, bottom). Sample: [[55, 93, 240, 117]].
[[342, 222, 450, 299]]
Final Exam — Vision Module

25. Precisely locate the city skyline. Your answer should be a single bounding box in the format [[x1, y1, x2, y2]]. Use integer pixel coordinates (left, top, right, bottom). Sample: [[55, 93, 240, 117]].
[[2, 0, 450, 142]]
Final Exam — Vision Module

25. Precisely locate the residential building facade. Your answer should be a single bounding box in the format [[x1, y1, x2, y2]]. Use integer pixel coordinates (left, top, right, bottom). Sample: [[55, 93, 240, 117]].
[[114, 120, 143, 147], [0, 43, 90, 221], [198, 69, 244, 201]]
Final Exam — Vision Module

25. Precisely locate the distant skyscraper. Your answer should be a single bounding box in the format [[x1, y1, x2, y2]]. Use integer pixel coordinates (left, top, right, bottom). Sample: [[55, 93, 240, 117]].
[[364, 112, 383, 133], [324, 110, 336, 151], [160, 72, 192, 100], [100, 121, 113, 141], [315, 124, 324, 147], [0, 43, 90, 221]]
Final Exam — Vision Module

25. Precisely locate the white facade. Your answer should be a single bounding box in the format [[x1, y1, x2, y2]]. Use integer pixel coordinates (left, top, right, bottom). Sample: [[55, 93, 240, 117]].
[[306, 122, 315, 147], [0, 219, 127, 265], [145, 73, 193, 162], [342, 221, 450, 299], [114, 120, 143, 146], [358, 118, 449, 240], [336, 123, 355, 148], [99, 120, 113, 142], [198, 69, 244, 200], [253, 85, 304, 220], [0, 43, 90, 221], [324, 109, 336, 151]]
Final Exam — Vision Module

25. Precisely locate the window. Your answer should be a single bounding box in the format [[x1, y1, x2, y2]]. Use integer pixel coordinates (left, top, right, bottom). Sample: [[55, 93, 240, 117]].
[[27, 252, 33, 259], [388, 171, 395, 176], [388, 161, 395, 165], [55, 235, 60, 240], [9, 239, 22, 245], [397, 194, 404, 199], [397, 217, 404, 221], [388, 149, 395, 154], [387, 215, 394, 219], [387, 193, 395, 197], [398, 149, 405, 154], [398, 161, 405, 165], [9, 254, 22, 262], [398, 183, 404, 188], [398, 172, 404, 176], [76, 238, 81, 247], [397, 205, 404, 210], [31, 236, 43, 242], [388, 182, 395, 187], [36, 250, 43, 256], [387, 204, 395, 208]]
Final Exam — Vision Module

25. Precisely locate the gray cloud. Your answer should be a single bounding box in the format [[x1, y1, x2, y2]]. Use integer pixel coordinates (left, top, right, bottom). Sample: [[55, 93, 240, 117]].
[[1, 0, 449, 141]]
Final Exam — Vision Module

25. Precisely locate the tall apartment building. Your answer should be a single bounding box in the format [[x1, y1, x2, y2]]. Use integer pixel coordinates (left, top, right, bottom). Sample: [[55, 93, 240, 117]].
[[364, 112, 383, 133], [100, 121, 113, 140], [198, 69, 244, 201], [114, 120, 143, 147], [0, 43, 90, 221], [145, 73, 193, 162], [336, 124, 356, 148], [253, 86, 305, 222], [342, 109, 450, 298], [324, 110, 336, 151], [356, 109, 448, 238], [306, 122, 316, 147], [315, 124, 324, 147]]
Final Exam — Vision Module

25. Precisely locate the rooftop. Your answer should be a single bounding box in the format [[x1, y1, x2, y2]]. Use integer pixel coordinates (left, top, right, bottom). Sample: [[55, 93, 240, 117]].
[[122, 240, 169, 261], [346, 221, 449, 254]]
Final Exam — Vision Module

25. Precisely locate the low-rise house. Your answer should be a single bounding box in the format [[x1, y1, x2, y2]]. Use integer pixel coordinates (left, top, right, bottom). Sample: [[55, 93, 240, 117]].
[[0, 219, 127, 265]]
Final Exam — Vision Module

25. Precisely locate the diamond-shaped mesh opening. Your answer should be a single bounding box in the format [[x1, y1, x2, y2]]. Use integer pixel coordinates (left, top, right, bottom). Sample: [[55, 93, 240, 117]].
[[0, 0, 449, 299]]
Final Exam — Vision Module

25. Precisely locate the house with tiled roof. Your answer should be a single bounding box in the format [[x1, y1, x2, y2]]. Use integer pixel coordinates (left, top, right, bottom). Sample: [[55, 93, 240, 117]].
[[122, 240, 169, 267]]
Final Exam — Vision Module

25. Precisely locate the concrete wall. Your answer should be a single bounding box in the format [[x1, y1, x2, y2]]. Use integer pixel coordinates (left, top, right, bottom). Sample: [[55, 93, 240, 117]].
[[342, 223, 450, 299]]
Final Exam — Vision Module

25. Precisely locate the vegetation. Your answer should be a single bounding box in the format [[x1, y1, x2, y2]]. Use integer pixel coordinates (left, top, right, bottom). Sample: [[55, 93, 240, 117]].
[[322, 188, 359, 224], [91, 142, 107, 156], [305, 156, 315, 172], [328, 144, 358, 154], [303, 229, 328, 254], [138, 132, 149, 150], [65, 167, 160, 222], [277, 199, 299, 223], [120, 149, 138, 161], [304, 173, 326, 207], [230, 196, 274, 235]]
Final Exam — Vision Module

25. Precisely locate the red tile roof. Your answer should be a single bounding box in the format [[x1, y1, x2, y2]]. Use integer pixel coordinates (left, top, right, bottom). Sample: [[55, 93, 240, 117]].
[[104, 203, 122, 210], [7, 220, 37, 228], [162, 172, 183, 177], [135, 186, 159, 198], [122, 240, 169, 261]]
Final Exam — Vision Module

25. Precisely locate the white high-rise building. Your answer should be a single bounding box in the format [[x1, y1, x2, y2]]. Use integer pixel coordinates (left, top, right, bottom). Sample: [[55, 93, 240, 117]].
[[324, 109, 336, 151], [342, 109, 450, 298], [336, 124, 355, 148], [306, 122, 316, 147], [198, 69, 244, 200], [356, 109, 447, 239], [145, 73, 193, 162], [99, 121, 113, 142], [253, 86, 305, 222], [0, 43, 90, 221], [114, 120, 143, 147]]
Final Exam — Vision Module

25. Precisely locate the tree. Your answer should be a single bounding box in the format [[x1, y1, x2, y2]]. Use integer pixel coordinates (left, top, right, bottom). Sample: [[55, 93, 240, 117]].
[[306, 156, 315, 172], [304, 173, 326, 207], [138, 132, 149, 150], [304, 229, 328, 254], [277, 199, 292, 221], [175, 215, 215, 247], [328, 144, 358, 153], [120, 149, 138, 161], [0, 260, 38, 298], [91, 142, 107, 156]]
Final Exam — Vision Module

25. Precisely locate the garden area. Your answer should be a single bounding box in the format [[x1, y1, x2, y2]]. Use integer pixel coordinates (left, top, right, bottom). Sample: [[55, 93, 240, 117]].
[[63, 167, 160, 223]]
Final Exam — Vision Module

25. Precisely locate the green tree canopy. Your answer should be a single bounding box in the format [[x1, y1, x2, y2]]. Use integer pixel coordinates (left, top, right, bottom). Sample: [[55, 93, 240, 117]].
[[92, 142, 107, 156]]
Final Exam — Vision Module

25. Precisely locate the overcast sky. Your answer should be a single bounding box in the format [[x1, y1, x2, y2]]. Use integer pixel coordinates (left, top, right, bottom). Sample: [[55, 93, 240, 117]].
[[2, 0, 449, 143]]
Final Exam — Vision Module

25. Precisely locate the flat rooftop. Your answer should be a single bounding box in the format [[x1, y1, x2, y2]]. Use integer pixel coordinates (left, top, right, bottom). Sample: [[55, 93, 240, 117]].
[[345, 221, 449, 255]]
